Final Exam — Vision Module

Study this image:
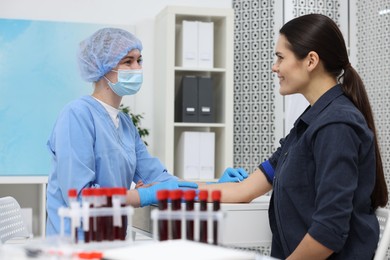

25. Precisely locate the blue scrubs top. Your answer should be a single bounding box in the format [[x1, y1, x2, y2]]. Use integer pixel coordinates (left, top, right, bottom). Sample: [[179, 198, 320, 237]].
[[260, 85, 379, 259], [46, 96, 177, 236]]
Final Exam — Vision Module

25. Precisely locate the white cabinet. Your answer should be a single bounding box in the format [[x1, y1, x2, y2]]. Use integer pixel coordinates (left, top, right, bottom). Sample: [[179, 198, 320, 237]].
[[0, 176, 47, 238], [153, 6, 234, 180]]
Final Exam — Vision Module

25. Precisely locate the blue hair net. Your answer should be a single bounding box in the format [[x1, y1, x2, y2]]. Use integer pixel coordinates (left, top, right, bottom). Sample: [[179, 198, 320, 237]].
[[77, 28, 143, 82]]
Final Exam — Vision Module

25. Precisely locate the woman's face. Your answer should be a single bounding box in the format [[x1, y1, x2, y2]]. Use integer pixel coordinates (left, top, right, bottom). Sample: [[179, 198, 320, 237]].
[[272, 35, 309, 96], [105, 49, 143, 83]]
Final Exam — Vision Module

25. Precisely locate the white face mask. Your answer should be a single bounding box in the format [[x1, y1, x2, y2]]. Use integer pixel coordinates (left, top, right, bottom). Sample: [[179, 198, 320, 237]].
[[105, 69, 143, 96]]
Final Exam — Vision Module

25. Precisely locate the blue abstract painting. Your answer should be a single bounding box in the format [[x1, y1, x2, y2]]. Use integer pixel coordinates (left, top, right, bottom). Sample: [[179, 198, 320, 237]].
[[0, 19, 111, 176]]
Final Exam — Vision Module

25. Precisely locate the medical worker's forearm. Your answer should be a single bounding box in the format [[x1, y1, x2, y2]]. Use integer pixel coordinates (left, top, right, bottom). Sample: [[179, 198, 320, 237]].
[[287, 233, 333, 260], [126, 189, 141, 207]]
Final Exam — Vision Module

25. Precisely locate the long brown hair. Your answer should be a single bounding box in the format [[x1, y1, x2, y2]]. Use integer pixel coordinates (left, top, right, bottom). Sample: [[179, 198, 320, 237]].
[[280, 14, 388, 209]]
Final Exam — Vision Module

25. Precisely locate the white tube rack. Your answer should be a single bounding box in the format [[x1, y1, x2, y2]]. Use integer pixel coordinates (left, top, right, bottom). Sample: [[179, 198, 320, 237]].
[[150, 208, 225, 245]]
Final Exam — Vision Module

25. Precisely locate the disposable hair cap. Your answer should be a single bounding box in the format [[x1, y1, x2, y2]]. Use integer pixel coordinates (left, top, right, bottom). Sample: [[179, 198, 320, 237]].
[[77, 28, 143, 82]]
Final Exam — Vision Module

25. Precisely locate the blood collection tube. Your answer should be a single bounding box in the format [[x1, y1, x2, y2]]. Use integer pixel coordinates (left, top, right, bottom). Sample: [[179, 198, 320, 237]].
[[184, 190, 196, 241], [212, 190, 221, 245], [112, 187, 127, 240], [68, 189, 80, 243], [198, 190, 208, 243], [170, 189, 183, 240], [93, 188, 104, 242], [157, 190, 169, 241], [105, 188, 114, 241], [81, 188, 94, 243]]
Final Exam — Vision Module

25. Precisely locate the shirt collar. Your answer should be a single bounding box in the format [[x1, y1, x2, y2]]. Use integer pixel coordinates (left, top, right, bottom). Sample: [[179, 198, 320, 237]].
[[295, 84, 344, 127], [91, 97, 120, 128]]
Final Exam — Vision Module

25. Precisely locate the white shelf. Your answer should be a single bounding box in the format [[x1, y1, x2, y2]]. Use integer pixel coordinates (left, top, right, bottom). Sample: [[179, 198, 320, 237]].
[[174, 67, 226, 72], [153, 6, 234, 180], [0, 176, 47, 238], [0, 175, 47, 184], [174, 122, 225, 128]]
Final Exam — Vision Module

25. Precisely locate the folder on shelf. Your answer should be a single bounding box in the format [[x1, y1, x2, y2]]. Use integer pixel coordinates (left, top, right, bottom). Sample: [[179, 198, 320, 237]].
[[198, 76, 214, 123], [181, 21, 198, 68], [197, 21, 214, 68], [175, 76, 198, 122], [176, 131, 215, 180], [199, 132, 215, 179], [176, 132, 200, 179]]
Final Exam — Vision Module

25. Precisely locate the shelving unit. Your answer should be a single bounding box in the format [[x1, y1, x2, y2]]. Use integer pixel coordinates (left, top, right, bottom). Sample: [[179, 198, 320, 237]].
[[153, 6, 234, 180], [0, 176, 47, 238]]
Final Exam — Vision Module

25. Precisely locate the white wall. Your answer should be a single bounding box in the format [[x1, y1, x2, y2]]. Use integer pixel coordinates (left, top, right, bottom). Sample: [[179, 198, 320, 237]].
[[0, 0, 232, 153]]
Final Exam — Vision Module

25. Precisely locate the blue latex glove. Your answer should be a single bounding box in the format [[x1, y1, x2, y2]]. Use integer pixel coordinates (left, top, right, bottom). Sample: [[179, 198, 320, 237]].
[[218, 167, 249, 183], [137, 180, 198, 207]]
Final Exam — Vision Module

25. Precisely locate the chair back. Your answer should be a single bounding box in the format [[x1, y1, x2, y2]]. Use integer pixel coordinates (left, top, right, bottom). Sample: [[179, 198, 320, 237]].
[[374, 208, 390, 260], [0, 196, 31, 244]]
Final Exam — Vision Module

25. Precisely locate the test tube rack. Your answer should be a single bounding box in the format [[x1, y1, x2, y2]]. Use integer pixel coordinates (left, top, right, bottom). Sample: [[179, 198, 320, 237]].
[[58, 205, 134, 244], [150, 207, 226, 245]]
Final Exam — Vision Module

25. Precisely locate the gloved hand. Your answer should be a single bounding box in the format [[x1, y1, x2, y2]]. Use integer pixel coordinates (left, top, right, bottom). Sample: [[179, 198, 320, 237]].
[[137, 180, 198, 207], [218, 167, 249, 183]]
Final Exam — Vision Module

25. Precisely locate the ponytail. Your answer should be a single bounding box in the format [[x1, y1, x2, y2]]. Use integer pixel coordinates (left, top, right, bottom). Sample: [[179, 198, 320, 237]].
[[342, 65, 388, 209]]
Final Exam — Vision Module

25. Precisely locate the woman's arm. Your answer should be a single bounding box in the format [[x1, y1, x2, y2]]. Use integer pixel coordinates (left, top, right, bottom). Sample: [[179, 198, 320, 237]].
[[198, 168, 272, 202], [287, 233, 334, 260], [126, 189, 142, 207]]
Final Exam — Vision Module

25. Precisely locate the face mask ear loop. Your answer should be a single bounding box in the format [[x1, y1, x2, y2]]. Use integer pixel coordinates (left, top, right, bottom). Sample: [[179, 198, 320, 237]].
[[103, 76, 113, 85]]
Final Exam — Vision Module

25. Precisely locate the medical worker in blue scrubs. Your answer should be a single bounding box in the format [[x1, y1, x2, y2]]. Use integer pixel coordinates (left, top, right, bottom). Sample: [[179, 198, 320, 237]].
[[46, 28, 198, 236], [200, 14, 388, 259]]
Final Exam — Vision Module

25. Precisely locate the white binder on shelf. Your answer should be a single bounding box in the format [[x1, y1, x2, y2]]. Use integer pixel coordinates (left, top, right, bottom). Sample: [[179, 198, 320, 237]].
[[176, 131, 215, 180], [199, 132, 215, 179], [197, 21, 214, 68], [176, 131, 200, 179], [180, 21, 198, 68]]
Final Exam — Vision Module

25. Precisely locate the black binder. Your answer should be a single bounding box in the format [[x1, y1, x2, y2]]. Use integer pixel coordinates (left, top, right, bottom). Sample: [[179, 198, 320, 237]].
[[198, 77, 214, 123], [176, 76, 198, 122]]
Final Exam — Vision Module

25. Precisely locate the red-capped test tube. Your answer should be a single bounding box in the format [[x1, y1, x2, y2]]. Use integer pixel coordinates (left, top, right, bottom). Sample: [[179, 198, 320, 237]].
[[93, 188, 104, 242], [81, 188, 94, 243], [112, 187, 127, 240], [170, 189, 183, 240], [68, 189, 80, 243], [198, 190, 208, 243], [212, 190, 221, 245], [157, 190, 169, 241], [184, 190, 196, 241], [105, 188, 114, 241]]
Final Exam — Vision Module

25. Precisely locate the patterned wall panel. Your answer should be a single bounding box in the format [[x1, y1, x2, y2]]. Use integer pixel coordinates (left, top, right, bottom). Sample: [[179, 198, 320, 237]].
[[292, 0, 340, 22], [232, 0, 340, 173], [356, 0, 390, 208], [232, 0, 276, 174]]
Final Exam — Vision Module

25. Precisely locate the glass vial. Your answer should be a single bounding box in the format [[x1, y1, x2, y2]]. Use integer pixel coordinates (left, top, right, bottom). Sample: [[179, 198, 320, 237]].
[[157, 190, 169, 241], [212, 190, 221, 245], [198, 190, 208, 243]]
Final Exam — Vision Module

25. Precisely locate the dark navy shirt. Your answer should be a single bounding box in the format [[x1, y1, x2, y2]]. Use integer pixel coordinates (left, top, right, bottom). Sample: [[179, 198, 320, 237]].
[[260, 85, 379, 259]]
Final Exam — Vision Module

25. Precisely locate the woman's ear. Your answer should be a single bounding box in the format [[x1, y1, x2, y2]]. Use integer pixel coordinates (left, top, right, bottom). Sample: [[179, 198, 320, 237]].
[[306, 51, 320, 72]]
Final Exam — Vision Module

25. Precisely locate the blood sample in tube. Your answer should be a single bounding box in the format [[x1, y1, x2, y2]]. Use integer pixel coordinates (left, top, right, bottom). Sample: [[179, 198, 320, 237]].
[[68, 189, 79, 243], [81, 188, 94, 243], [199, 190, 208, 243], [170, 189, 183, 240], [212, 190, 221, 245], [93, 188, 104, 242], [105, 188, 114, 241], [112, 187, 127, 240], [184, 190, 196, 241], [157, 190, 169, 241]]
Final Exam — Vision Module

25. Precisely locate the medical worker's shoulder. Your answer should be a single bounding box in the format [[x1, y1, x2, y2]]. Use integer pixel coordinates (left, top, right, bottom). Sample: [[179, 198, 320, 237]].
[[56, 96, 101, 123], [60, 96, 96, 114]]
